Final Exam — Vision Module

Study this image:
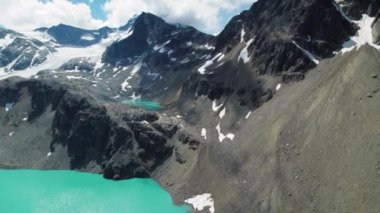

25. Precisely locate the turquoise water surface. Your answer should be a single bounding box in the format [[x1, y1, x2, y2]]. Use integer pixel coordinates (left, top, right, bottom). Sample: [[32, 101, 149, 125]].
[[121, 99, 164, 111], [0, 169, 188, 213]]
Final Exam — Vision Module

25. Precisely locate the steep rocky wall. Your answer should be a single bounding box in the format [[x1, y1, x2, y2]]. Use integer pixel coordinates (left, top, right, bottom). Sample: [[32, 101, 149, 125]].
[[0, 77, 200, 180], [372, 12, 380, 44]]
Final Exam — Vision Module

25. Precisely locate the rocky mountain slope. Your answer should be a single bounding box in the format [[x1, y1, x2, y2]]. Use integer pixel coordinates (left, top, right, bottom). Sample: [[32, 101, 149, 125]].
[[0, 0, 379, 212], [0, 28, 55, 71], [0, 77, 200, 180], [36, 24, 114, 47], [101, 12, 215, 100], [164, 44, 380, 213]]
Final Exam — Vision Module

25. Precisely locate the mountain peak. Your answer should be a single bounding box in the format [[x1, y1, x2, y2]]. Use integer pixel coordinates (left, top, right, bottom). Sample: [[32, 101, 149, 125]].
[[133, 12, 170, 31], [102, 11, 214, 66], [213, 0, 356, 75]]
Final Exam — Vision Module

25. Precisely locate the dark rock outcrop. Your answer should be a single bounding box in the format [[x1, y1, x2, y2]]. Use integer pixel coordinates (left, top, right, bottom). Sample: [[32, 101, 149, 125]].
[[337, 0, 380, 19], [59, 58, 95, 72], [215, 0, 356, 73], [0, 77, 199, 180], [102, 12, 214, 66], [36, 24, 113, 47], [372, 12, 380, 44], [100, 12, 215, 99], [177, 0, 358, 112]]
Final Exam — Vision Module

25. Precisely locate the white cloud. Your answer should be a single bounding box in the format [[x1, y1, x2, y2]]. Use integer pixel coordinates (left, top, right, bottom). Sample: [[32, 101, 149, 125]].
[[103, 0, 254, 34], [0, 0, 104, 32], [0, 0, 255, 34]]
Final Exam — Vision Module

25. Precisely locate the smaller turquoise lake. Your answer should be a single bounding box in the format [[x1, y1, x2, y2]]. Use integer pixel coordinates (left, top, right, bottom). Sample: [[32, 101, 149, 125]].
[[122, 99, 164, 111], [0, 169, 189, 213]]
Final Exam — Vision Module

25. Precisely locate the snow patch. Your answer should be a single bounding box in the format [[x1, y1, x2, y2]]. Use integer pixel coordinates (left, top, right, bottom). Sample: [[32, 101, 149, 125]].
[[47, 152, 52, 157], [9, 132, 14, 136], [276, 84, 282, 91], [184, 193, 215, 213], [198, 60, 213, 74], [153, 40, 170, 52], [292, 40, 320, 64], [119, 28, 134, 40], [23, 31, 55, 43], [200, 44, 215, 50], [341, 15, 379, 54], [6, 54, 23, 71], [245, 111, 252, 120], [212, 100, 223, 112], [130, 92, 141, 100], [219, 107, 226, 119], [5, 102, 14, 112], [81, 34, 96, 41], [0, 34, 15, 48], [216, 122, 235, 142], [238, 38, 254, 63], [240, 28, 246, 43], [66, 75, 86, 80], [180, 58, 190, 64], [22, 117, 28, 121], [201, 128, 207, 140], [121, 64, 141, 91], [198, 53, 224, 74]]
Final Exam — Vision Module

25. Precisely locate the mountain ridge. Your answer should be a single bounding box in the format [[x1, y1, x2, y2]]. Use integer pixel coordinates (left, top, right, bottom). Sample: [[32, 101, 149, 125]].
[[0, 0, 379, 212]]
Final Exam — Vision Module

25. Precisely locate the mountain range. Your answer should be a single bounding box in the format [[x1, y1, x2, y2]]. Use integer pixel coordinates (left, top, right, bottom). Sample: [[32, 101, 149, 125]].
[[0, 0, 379, 212]]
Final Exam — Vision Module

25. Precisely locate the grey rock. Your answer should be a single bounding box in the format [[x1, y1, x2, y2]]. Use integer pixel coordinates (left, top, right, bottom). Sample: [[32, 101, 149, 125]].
[[59, 58, 95, 72], [372, 13, 380, 45]]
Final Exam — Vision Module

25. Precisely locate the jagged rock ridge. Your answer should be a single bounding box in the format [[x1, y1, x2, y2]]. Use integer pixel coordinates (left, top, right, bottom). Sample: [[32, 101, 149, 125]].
[[0, 78, 200, 180]]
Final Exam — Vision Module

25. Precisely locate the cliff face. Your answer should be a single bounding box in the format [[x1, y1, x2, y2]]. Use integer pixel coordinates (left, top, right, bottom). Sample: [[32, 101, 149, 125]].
[[337, 0, 379, 18], [176, 0, 359, 118], [372, 11, 380, 45], [0, 78, 200, 180], [215, 0, 356, 73]]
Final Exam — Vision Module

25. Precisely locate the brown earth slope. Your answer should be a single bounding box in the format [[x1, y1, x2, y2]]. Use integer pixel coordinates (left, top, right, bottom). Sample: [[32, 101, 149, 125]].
[[158, 44, 380, 212]]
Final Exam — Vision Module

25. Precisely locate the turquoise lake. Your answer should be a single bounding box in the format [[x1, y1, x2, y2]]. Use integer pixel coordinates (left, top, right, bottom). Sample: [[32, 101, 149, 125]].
[[0, 169, 189, 213], [121, 99, 164, 111]]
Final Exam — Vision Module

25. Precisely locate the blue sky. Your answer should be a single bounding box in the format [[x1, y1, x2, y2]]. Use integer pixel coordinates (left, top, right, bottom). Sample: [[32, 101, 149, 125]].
[[69, 0, 107, 20], [0, 0, 254, 34]]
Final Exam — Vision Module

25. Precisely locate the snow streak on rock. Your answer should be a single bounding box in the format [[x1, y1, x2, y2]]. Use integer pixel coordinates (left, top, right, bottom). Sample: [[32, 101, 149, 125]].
[[238, 38, 254, 63], [121, 64, 141, 91], [292, 40, 320, 64], [198, 53, 224, 74]]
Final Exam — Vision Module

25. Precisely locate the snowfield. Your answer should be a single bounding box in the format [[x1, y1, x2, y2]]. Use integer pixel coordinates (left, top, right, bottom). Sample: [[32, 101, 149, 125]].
[[341, 15, 380, 54], [0, 27, 134, 80]]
